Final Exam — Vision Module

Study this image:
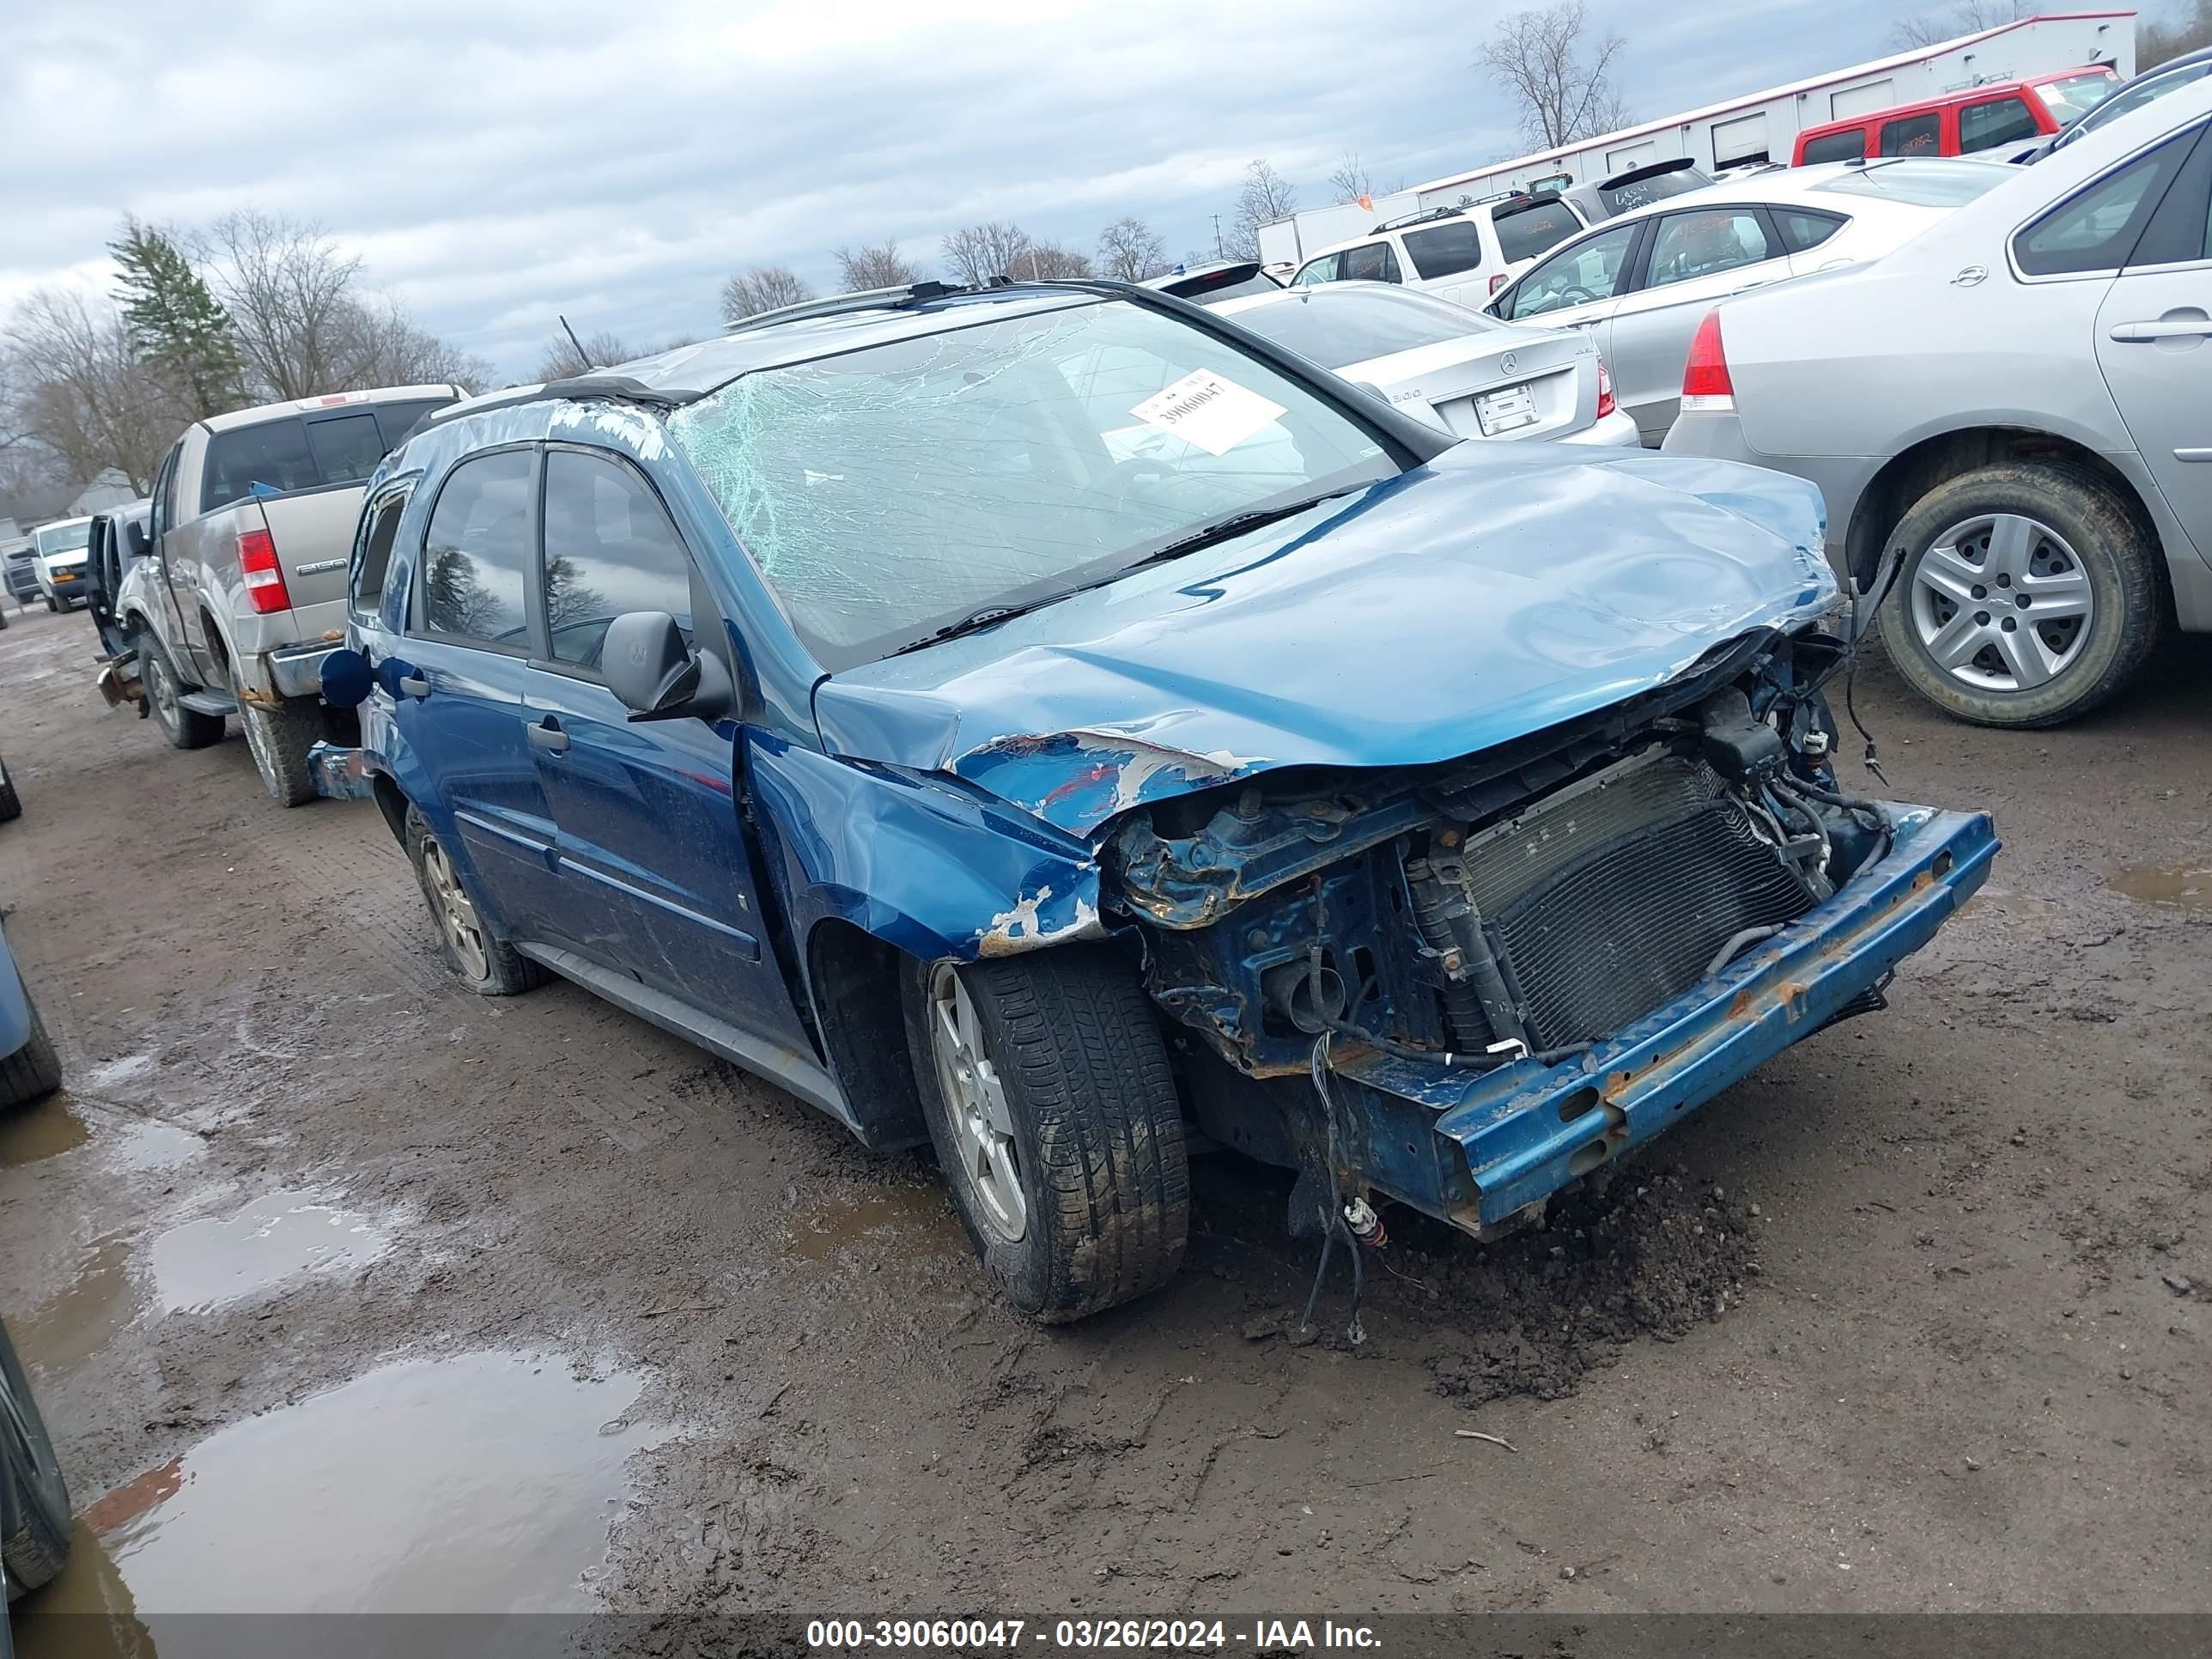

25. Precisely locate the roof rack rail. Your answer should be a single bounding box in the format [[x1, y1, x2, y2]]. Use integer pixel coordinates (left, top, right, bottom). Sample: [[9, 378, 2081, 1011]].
[[723, 281, 961, 335], [422, 374, 702, 429], [1369, 205, 1462, 234]]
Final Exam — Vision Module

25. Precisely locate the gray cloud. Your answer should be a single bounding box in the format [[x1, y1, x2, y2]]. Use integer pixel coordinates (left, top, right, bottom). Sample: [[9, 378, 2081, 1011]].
[[6, 0, 1914, 380]]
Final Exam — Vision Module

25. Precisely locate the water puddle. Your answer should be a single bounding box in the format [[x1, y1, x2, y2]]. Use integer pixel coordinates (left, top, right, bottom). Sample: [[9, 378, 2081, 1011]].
[[0, 1095, 90, 1165], [50, 1351, 664, 1617], [150, 1191, 392, 1314], [16, 1237, 142, 1378], [784, 1182, 960, 1263], [2110, 864, 2212, 910]]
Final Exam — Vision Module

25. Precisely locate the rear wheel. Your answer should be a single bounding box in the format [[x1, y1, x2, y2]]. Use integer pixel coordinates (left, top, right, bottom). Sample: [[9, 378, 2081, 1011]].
[[404, 808, 544, 996], [0, 977, 63, 1112], [238, 694, 321, 808], [139, 639, 224, 750], [0, 753, 18, 823], [1, 1318, 71, 1601], [1878, 463, 2162, 727], [906, 946, 1188, 1322]]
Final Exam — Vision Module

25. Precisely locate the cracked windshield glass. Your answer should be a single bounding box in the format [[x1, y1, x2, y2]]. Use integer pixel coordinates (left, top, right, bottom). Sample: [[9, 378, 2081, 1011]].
[[666, 298, 1396, 668]]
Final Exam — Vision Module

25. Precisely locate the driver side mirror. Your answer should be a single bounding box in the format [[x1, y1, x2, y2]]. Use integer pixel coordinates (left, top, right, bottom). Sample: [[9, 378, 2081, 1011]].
[[604, 611, 733, 723], [125, 520, 150, 558]]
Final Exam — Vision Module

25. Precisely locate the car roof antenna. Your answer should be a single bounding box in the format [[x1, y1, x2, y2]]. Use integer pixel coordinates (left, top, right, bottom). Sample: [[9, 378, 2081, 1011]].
[[558, 314, 594, 370]]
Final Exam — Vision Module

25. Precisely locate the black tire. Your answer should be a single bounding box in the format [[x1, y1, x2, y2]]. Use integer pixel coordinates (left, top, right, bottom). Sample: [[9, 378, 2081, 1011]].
[[1, 1319, 71, 1601], [404, 808, 544, 996], [904, 946, 1188, 1322], [1877, 463, 2163, 728], [41, 597, 55, 613], [0, 754, 18, 823], [0, 976, 62, 1113], [138, 639, 223, 750], [239, 695, 321, 808]]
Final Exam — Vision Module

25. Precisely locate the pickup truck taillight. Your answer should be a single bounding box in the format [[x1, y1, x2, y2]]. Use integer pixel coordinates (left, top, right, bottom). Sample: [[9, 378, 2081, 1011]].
[[238, 528, 291, 615]]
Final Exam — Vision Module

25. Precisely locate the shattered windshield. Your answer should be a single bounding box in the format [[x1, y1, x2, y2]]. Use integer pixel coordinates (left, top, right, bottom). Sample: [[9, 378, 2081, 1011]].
[[665, 297, 1397, 669]]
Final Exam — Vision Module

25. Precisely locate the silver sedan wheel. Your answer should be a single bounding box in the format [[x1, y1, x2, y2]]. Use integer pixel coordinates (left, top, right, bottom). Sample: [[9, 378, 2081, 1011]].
[[927, 962, 1026, 1243], [420, 837, 490, 981], [1908, 512, 2094, 693]]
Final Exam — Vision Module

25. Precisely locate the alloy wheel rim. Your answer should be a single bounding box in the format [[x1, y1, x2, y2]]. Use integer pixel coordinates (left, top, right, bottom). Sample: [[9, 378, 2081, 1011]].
[[241, 707, 279, 794], [927, 962, 1026, 1243], [1909, 512, 2094, 694], [148, 656, 178, 727], [422, 839, 490, 981]]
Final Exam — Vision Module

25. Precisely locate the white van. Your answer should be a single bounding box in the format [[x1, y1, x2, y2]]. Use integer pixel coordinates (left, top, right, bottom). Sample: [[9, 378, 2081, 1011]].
[[1287, 195, 1591, 310]]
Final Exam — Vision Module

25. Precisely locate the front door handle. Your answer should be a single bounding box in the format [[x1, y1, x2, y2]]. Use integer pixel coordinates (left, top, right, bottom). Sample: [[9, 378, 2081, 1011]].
[[2109, 319, 2212, 342], [526, 719, 569, 754], [396, 674, 430, 700]]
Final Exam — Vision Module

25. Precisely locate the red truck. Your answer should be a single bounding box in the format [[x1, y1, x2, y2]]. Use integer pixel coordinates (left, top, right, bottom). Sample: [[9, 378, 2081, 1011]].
[[1790, 64, 2117, 165]]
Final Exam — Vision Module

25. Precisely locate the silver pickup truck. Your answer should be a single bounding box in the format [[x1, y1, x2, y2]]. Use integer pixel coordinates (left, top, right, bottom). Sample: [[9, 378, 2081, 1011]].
[[101, 385, 459, 805]]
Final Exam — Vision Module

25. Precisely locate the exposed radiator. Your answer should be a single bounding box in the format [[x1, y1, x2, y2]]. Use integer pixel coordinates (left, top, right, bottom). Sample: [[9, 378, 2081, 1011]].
[[1448, 750, 1814, 1051]]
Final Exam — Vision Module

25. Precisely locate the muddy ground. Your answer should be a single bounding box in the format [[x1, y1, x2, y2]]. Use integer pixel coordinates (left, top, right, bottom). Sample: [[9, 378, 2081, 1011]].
[[2, 596, 2208, 1646]]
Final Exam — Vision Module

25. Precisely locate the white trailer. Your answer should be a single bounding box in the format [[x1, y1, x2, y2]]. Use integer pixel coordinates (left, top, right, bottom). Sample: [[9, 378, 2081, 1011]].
[[1259, 10, 2136, 269]]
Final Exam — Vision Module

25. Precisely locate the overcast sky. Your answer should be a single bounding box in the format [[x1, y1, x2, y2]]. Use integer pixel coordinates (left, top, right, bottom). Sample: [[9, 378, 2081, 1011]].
[[7, 0, 1986, 378]]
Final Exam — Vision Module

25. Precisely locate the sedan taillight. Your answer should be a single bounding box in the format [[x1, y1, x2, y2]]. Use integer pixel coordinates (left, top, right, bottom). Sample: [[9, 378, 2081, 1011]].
[[1595, 356, 1616, 419]]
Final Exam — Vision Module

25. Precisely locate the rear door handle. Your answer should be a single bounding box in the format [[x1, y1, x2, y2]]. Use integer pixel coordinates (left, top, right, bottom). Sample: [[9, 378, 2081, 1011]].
[[527, 719, 569, 754], [396, 674, 430, 700], [2109, 320, 2212, 342]]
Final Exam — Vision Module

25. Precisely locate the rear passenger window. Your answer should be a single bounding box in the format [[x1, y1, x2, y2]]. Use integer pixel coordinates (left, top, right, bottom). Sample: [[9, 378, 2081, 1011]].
[[538, 451, 695, 670], [1773, 209, 1848, 252], [1339, 241, 1401, 283], [352, 485, 411, 620], [1492, 199, 1583, 264], [201, 420, 319, 514], [304, 414, 387, 488], [1401, 220, 1483, 279], [2016, 134, 2196, 276], [1801, 128, 1868, 165], [417, 450, 534, 647], [1959, 95, 2039, 153], [1880, 113, 1941, 157], [1645, 209, 1776, 287]]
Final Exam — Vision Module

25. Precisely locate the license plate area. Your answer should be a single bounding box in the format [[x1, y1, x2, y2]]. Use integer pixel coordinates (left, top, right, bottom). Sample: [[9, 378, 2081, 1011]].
[[1475, 382, 1538, 436]]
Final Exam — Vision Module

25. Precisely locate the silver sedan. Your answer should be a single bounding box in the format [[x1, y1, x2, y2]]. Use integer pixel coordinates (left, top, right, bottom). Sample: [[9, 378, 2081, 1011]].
[[1664, 76, 2212, 727], [1212, 283, 1639, 446]]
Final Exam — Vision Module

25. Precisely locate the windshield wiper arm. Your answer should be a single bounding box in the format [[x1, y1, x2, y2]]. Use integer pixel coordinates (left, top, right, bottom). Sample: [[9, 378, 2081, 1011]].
[[894, 603, 1039, 654], [1123, 488, 1365, 571]]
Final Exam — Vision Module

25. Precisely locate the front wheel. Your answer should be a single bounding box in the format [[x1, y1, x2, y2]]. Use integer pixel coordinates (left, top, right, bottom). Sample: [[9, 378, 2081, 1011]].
[[906, 946, 1188, 1322], [139, 639, 224, 750], [0, 976, 63, 1111], [1877, 464, 2163, 727]]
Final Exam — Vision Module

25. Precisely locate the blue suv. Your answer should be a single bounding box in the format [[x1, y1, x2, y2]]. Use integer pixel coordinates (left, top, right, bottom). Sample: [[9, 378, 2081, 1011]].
[[317, 279, 1995, 1322]]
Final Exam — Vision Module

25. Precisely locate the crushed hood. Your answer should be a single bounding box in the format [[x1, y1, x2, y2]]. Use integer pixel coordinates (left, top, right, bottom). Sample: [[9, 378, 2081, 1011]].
[[811, 442, 1833, 837]]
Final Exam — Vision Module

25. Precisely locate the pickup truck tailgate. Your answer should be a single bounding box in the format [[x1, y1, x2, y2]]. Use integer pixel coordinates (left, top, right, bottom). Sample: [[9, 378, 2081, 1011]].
[[259, 488, 366, 612]]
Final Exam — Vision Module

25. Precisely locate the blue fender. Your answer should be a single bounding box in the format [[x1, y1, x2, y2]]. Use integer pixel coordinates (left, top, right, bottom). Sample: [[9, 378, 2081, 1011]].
[[0, 919, 32, 1060]]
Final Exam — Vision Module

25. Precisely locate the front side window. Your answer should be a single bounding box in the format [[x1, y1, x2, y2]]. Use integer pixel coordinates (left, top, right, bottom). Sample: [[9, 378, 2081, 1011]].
[[150, 442, 182, 542], [416, 449, 533, 647], [2015, 133, 2196, 276], [1228, 288, 1497, 370], [1339, 241, 1401, 283], [1802, 128, 1869, 165], [1644, 210, 1776, 288], [1960, 95, 2040, 153], [1492, 198, 1583, 265], [1880, 113, 1942, 157], [1291, 252, 1340, 287], [1498, 221, 1638, 319], [1401, 219, 1482, 279], [665, 297, 1395, 669], [538, 450, 696, 669]]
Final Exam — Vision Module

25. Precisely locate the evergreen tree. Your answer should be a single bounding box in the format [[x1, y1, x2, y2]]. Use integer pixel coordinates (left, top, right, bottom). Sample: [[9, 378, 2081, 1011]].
[[109, 216, 244, 418]]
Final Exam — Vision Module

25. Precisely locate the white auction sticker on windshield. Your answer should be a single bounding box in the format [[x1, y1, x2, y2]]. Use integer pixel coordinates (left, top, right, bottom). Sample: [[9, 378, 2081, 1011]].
[[1128, 370, 1287, 456]]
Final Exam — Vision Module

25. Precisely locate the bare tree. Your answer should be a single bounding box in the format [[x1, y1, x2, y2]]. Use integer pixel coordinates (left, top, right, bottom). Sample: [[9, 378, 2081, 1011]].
[[1226, 159, 1299, 262], [194, 209, 365, 401], [1328, 152, 1375, 204], [1096, 217, 1169, 281], [342, 294, 495, 392], [534, 328, 650, 382], [940, 222, 1034, 286], [3, 288, 179, 493], [2139, 0, 2210, 64], [1889, 0, 2024, 49], [1480, 2, 1629, 151], [833, 240, 925, 291], [719, 264, 813, 322], [1017, 241, 1094, 279]]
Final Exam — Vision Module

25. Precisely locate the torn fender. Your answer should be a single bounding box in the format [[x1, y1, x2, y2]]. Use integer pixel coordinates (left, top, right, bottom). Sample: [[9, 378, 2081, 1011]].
[[744, 735, 1106, 967]]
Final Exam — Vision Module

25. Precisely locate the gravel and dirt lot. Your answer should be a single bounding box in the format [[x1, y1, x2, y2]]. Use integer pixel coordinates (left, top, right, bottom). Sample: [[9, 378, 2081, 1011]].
[[2, 595, 2208, 1645]]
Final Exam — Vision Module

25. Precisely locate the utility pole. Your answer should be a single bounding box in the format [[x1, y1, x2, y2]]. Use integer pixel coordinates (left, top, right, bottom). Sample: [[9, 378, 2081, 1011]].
[[1212, 215, 1223, 258]]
